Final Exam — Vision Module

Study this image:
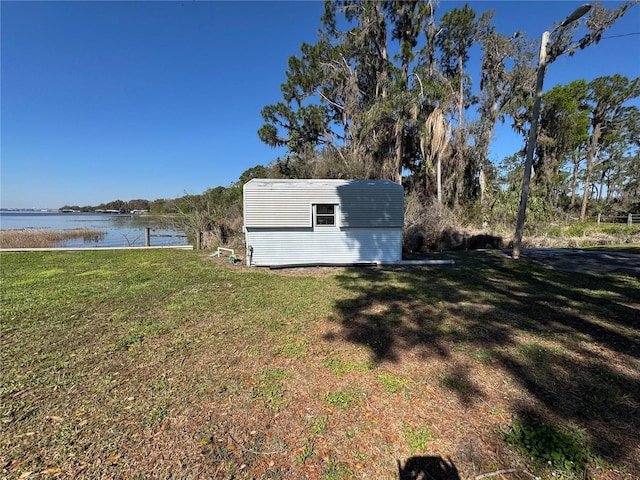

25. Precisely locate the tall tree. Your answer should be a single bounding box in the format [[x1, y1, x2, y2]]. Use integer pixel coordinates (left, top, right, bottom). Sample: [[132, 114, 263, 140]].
[[384, 0, 422, 183], [580, 75, 640, 220], [475, 21, 536, 205], [337, 0, 393, 178], [592, 98, 639, 206], [536, 80, 590, 207], [259, 0, 434, 182], [435, 4, 479, 206]]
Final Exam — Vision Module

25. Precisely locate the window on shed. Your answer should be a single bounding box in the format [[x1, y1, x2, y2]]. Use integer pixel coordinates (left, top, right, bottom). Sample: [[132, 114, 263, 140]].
[[315, 204, 336, 226]]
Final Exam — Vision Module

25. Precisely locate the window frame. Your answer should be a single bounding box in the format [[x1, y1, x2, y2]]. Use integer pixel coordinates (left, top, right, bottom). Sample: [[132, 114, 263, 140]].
[[314, 203, 337, 227]]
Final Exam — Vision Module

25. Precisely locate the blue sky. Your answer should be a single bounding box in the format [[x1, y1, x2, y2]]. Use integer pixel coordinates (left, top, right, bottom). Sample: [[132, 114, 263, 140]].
[[1, 1, 638, 209]]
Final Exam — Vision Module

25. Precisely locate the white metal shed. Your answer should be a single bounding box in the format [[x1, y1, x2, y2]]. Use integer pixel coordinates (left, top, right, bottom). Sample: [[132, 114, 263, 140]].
[[243, 179, 404, 266]]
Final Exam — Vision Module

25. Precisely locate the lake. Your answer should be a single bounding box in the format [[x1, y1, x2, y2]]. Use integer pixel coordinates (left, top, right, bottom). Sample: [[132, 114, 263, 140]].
[[0, 211, 190, 248]]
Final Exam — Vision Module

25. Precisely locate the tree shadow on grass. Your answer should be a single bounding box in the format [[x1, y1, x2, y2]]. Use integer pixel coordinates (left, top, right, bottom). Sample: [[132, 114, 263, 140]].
[[327, 252, 640, 471]]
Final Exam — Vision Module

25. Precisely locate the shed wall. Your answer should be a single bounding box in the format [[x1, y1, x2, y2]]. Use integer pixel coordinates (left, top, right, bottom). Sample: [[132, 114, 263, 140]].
[[337, 186, 403, 227], [243, 180, 403, 228], [245, 228, 402, 266]]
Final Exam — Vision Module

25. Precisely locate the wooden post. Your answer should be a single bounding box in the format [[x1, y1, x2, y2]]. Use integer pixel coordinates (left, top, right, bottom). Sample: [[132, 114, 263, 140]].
[[629, 213, 633, 226], [597, 213, 601, 224], [145, 227, 151, 247]]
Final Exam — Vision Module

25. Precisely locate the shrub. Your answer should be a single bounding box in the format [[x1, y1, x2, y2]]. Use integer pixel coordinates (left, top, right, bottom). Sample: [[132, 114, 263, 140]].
[[403, 193, 461, 252], [504, 414, 598, 476]]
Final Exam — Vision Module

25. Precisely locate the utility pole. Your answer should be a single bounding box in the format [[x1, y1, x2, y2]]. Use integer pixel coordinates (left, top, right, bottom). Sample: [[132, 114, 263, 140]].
[[512, 4, 592, 259]]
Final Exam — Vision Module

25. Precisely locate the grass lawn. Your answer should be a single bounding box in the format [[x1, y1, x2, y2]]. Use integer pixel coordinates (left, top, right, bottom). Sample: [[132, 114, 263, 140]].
[[1, 249, 638, 479]]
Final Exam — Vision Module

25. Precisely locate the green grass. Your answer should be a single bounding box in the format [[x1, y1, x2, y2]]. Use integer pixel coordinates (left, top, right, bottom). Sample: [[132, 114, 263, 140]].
[[297, 441, 315, 464], [322, 456, 355, 479], [251, 368, 290, 411], [469, 349, 493, 363], [308, 415, 328, 436], [376, 372, 410, 394], [439, 375, 470, 393], [585, 244, 640, 255], [322, 357, 372, 377], [403, 424, 436, 454], [1, 248, 638, 479], [323, 390, 359, 409], [1, 250, 341, 478], [274, 336, 308, 358], [542, 222, 640, 237]]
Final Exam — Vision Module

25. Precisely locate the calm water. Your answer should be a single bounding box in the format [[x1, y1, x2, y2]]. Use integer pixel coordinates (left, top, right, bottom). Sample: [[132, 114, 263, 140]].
[[0, 212, 189, 248]]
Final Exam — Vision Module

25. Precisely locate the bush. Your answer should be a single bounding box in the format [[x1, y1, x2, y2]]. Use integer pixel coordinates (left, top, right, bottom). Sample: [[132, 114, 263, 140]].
[[403, 194, 503, 252], [403, 193, 461, 252]]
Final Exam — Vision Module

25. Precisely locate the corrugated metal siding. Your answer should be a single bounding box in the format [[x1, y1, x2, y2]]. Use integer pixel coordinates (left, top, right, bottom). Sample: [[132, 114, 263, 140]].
[[245, 228, 402, 266], [243, 179, 403, 228]]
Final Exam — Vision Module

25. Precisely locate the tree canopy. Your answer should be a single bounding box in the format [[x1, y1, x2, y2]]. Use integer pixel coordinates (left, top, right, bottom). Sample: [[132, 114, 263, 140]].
[[256, 0, 638, 222]]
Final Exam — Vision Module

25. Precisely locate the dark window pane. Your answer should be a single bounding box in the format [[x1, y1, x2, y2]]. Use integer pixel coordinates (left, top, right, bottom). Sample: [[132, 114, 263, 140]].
[[316, 216, 335, 225], [317, 204, 334, 215]]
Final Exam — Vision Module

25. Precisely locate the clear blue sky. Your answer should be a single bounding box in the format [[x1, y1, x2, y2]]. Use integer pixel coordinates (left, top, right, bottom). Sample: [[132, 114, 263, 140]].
[[1, 1, 638, 209]]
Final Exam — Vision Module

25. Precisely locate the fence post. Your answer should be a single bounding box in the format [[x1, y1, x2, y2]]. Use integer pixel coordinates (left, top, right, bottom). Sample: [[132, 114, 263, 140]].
[[145, 227, 151, 247], [629, 213, 633, 226], [597, 213, 601, 224]]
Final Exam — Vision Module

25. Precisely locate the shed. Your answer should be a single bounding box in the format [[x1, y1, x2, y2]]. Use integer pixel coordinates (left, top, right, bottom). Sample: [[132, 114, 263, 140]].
[[243, 179, 404, 266]]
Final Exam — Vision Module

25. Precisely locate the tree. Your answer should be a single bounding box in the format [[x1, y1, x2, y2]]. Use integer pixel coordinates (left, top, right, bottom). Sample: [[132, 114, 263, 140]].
[[511, 1, 635, 257], [384, 0, 421, 183], [422, 107, 449, 203], [98, 199, 127, 213], [536, 80, 590, 208], [150, 198, 177, 214], [475, 22, 536, 205], [236, 165, 274, 186], [259, 0, 431, 182], [434, 4, 481, 206], [128, 199, 150, 211], [580, 75, 640, 220], [255, 0, 637, 232]]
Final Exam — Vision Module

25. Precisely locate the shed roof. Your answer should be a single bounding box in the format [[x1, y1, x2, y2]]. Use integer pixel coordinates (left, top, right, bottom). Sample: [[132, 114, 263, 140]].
[[244, 178, 402, 190]]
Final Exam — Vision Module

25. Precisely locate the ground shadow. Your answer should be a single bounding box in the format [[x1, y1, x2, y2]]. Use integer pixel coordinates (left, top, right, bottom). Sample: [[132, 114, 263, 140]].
[[328, 251, 640, 472], [398, 456, 460, 480]]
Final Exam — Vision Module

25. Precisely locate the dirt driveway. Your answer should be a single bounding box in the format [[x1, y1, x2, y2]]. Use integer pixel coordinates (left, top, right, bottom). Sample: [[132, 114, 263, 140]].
[[509, 248, 640, 276]]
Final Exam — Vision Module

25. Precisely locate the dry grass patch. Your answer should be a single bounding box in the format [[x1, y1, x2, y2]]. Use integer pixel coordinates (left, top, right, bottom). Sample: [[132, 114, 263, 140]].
[[0, 228, 106, 248]]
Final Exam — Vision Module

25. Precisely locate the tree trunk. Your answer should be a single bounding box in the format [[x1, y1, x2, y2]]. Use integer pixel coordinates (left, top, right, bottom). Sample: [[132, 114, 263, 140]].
[[458, 57, 465, 205], [454, 140, 464, 208], [598, 174, 605, 202], [379, 4, 388, 101], [394, 118, 403, 184], [426, 0, 436, 78], [570, 152, 580, 208], [580, 123, 601, 221], [394, 37, 412, 185], [437, 153, 442, 205]]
